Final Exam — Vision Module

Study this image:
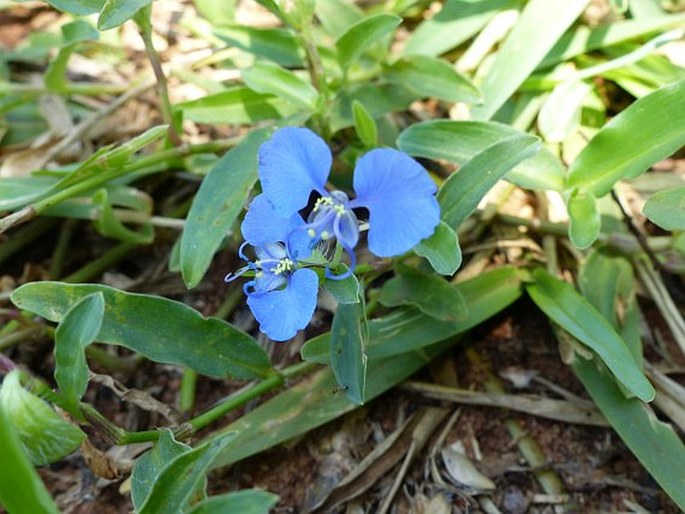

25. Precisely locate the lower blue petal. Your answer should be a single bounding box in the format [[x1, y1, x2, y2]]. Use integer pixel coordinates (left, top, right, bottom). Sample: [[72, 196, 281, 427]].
[[351, 148, 440, 257], [246, 268, 319, 341], [258, 127, 331, 217]]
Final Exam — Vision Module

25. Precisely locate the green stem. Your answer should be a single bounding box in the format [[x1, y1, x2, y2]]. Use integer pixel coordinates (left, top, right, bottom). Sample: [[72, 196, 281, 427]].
[[135, 5, 182, 146], [49, 219, 76, 279], [0, 326, 46, 351], [61, 242, 138, 283]]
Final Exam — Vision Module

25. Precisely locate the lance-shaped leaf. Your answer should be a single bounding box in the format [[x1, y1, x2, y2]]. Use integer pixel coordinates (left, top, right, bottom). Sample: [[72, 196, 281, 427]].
[[242, 62, 318, 111], [414, 221, 462, 276], [567, 188, 601, 249], [566, 78, 685, 197], [181, 128, 270, 288], [11, 283, 273, 380], [438, 134, 541, 229], [330, 301, 367, 405], [643, 186, 685, 231], [336, 13, 401, 67], [54, 292, 105, 406], [397, 120, 563, 191], [526, 269, 654, 402], [187, 491, 279, 514]]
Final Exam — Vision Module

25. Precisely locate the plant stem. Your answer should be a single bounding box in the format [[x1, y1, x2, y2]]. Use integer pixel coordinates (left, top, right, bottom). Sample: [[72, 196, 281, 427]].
[[135, 5, 182, 146], [49, 219, 77, 279], [62, 242, 138, 283]]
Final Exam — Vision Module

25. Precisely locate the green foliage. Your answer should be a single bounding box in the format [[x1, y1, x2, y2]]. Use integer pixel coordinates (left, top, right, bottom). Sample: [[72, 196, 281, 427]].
[[0, 403, 61, 514], [0, 371, 85, 466], [11, 283, 273, 379], [3, 0, 685, 510]]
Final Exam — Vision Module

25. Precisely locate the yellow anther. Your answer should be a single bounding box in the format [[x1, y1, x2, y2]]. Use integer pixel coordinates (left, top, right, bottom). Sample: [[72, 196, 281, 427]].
[[313, 196, 334, 212], [321, 231, 331, 240], [272, 258, 294, 275], [307, 228, 316, 238]]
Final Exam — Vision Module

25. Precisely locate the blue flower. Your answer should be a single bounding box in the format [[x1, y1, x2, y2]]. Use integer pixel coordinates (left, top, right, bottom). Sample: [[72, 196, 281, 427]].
[[258, 127, 440, 260], [225, 195, 318, 341]]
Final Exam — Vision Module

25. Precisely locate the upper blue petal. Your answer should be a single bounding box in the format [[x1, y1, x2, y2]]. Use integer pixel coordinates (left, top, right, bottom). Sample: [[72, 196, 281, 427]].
[[258, 127, 331, 216], [246, 268, 319, 341], [241, 194, 305, 247], [350, 148, 440, 257]]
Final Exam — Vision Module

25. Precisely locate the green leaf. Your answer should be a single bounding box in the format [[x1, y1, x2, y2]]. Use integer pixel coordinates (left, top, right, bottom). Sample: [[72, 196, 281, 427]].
[[397, 120, 563, 191], [567, 188, 601, 249], [45, 0, 105, 15], [242, 62, 318, 111], [404, 0, 513, 57], [330, 302, 368, 405], [314, 0, 364, 38], [177, 87, 298, 125], [0, 402, 61, 514], [54, 293, 105, 406], [98, 0, 152, 30], [438, 134, 541, 229], [471, 0, 590, 120], [180, 129, 270, 288], [0, 370, 85, 466], [579, 250, 642, 367], [187, 490, 279, 514], [352, 100, 378, 148], [131, 430, 192, 510], [414, 221, 462, 275], [566, 78, 685, 197], [539, 14, 685, 69], [384, 55, 481, 104], [11, 282, 272, 380], [45, 20, 99, 92], [643, 186, 685, 230], [538, 81, 592, 143], [92, 188, 154, 244], [194, 0, 236, 25], [335, 13, 401, 67], [322, 272, 360, 305], [526, 269, 655, 402], [302, 266, 525, 363], [379, 267, 467, 324], [138, 436, 234, 514], [214, 26, 303, 66], [0, 177, 58, 211], [573, 358, 685, 511], [208, 347, 450, 469]]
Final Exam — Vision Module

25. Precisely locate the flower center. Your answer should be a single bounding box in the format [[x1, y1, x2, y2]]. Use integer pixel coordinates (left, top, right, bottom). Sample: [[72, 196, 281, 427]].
[[271, 258, 294, 275]]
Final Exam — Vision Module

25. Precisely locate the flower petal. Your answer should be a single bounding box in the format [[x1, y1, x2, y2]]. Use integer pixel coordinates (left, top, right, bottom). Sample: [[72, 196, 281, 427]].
[[351, 148, 440, 257], [246, 268, 319, 341], [258, 127, 331, 216], [241, 194, 305, 246]]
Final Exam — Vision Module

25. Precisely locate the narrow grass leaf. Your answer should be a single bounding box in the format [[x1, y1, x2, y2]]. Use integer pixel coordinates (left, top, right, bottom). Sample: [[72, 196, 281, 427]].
[[54, 292, 104, 406], [242, 62, 318, 111], [539, 14, 685, 69], [414, 221, 462, 275], [335, 14, 401, 67], [180, 128, 270, 288], [384, 55, 481, 103], [526, 269, 655, 402], [379, 267, 467, 324], [302, 266, 525, 363], [0, 403, 60, 514], [92, 188, 154, 244], [404, 0, 513, 57], [397, 120, 563, 191], [131, 430, 192, 510], [538, 81, 592, 143], [438, 134, 541, 229], [471, 0, 590, 120], [566, 78, 685, 197], [0, 371, 85, 466], [11, 282, 273, 380], [138, 436, 233, 514], [567, 188, 601, 249], [643, 186, 685, 230], [573, 358, 685, 511], [187, 491, 279, 514], [330, 302, 367, 405]]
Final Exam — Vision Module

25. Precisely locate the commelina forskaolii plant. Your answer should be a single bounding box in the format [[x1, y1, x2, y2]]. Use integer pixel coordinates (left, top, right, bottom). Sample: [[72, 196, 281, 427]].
[[226, 127, 441, 341]]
